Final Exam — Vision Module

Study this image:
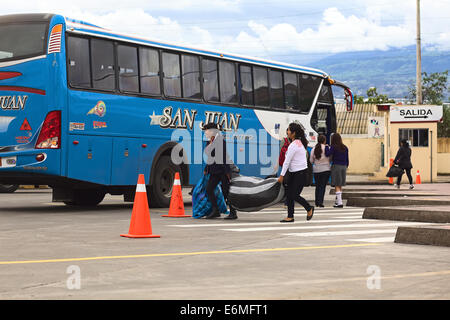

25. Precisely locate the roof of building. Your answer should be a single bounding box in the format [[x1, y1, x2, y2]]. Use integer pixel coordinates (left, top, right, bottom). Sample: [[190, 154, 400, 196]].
[[336, 103, 385, 135]]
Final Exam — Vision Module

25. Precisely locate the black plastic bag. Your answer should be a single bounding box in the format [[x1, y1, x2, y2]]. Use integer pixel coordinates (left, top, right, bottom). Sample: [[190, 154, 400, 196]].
[[386, 165, 403, 177], [228, 176, 285, 212]]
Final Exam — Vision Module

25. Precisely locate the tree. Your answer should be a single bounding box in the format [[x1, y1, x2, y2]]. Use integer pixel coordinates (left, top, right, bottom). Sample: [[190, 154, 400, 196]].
[[354, 94, 365, 104], [438, 104, 450, 138], [407, 71, 449, 105], [366, 87, 395, 104], [407, 71, 450, 137]]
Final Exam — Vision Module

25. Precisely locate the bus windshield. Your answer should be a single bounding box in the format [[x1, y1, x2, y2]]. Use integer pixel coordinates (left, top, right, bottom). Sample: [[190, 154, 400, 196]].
[[0, 23, 47, 61]]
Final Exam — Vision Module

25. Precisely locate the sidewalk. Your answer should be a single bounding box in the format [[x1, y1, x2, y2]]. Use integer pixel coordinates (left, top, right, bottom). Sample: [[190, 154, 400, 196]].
[[346, 174, 450, 185], [340, 182, 450, 247]]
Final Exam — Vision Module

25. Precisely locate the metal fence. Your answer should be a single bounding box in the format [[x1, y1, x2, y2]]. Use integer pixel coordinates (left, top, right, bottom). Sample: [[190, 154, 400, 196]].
[[438, 138, 450, 153]]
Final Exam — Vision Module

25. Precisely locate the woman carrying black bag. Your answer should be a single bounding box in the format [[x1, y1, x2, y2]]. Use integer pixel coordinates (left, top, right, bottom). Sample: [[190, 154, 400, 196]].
[[394, 139, 414, 189]]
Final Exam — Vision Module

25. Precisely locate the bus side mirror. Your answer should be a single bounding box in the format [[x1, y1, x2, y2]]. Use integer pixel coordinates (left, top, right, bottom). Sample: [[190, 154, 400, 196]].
[[345, 88, 353, 111]]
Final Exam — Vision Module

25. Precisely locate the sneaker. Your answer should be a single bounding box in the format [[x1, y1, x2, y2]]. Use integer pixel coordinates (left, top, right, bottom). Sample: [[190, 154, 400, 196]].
[[409, 185, 414, 189], [333, 204, 344, 208], [394, 184, 400, 189]]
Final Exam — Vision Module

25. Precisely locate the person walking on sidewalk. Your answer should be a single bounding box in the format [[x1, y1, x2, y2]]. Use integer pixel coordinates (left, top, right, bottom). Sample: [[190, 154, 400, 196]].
[[310, 135, 331, 208], [277, 123, 314, 222], [203, 122, 238, 220], [325, 133, 349, 208], [394, 139, 414, 189]]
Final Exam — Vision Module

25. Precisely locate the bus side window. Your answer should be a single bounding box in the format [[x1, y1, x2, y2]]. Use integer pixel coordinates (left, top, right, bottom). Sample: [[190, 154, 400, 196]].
[[91, 39, 116, 91], [202, 58, 219, 102], [162, 52, 182, 98], [269, 69, 284, 109], [299, 73, 321, 113], [182, 54, 201, 100], [253, 66, 269, 107], [219, 61, 238, 104], [239, 65, 254, 106], [284, 71, 299, 111], [68, 36, 91, 88], [139, 47, 161, 95], [117, 44, 139, 93]]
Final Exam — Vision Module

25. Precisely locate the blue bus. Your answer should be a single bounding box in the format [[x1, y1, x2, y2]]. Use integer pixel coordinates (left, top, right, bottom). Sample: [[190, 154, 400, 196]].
[[0, 13, 353, 207]]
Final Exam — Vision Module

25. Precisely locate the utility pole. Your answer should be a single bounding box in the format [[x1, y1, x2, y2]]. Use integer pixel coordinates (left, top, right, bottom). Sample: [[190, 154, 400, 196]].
[[416, 0, 423, 105]]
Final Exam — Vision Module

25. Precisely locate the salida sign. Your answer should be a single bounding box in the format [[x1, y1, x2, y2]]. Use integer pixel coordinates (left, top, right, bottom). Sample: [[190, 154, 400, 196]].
[[390, 105, 443, 123]]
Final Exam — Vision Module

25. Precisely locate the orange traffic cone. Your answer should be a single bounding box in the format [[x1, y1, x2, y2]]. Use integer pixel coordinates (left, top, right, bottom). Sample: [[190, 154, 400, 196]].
[[416, 170, 421, 184], [162, 172, 191, 218], [121, 174, 160, 238], [388, 158, 394, 185]]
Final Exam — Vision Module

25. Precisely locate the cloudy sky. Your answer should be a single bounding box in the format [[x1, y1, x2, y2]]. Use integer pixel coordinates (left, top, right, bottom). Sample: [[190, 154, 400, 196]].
[[1, 0, 449, 62]]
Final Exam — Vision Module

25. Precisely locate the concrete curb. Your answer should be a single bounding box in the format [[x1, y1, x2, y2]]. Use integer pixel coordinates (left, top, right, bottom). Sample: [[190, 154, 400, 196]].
[[346, 197, 450, 207], [363, 207, 450, 223], [395, 225, 450, 247]]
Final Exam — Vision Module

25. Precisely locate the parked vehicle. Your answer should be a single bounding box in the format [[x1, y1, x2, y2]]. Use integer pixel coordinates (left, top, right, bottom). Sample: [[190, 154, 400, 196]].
[[0, 13, 353, 206]]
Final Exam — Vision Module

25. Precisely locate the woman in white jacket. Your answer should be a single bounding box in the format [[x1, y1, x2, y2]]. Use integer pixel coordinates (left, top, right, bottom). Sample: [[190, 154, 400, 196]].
[[277, 123, 314, 222]]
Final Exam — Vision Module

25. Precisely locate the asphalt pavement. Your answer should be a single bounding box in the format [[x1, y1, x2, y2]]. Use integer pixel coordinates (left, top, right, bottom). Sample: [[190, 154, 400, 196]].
[[0, 185, 449, 300]]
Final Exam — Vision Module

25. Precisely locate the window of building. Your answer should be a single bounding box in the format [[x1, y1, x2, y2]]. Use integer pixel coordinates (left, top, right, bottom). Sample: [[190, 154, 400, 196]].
[[117, 44, 139, 93], [91, 39, 115, 91], [182, 54, 201, 99], [202, 58, 219, 102], [67, 36, 91, 88], [269, 70, 283, 109], [139, 48, 160, 95], [399, 129, 429, 147], [162, 52, 181, 97], [239, 65, 253, 106], [299, 73, 322, 113], [254, 66, 269, 107], [219, 61, 238, 104]]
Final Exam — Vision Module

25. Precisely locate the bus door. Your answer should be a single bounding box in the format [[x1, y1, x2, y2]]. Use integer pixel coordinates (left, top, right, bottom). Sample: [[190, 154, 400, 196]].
[[311, 82, 336, 144], [312, 103, 335, 144]]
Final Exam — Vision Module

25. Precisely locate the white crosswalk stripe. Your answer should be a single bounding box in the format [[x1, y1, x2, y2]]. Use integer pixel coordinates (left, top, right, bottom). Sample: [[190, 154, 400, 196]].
[[170, 219, 363, 228], [347, 237, 396, 243], [282, 229, 398, 237], [220, 221, 425, 232], [170, 206, 434, 244]]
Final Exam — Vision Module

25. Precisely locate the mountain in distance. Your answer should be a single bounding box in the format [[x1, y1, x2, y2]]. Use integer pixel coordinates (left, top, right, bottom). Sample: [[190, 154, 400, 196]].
[[301, 46, 450, 100]]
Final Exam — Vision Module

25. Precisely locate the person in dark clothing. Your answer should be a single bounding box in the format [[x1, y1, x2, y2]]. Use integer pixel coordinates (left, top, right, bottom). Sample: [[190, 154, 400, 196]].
[[325, 133, 349, 208], [203, 122, 238, 219], [394, 139, 414, 189]]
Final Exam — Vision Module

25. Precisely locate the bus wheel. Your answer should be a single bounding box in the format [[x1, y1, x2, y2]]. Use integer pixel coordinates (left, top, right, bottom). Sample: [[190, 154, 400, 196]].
[[63, 189, 106, 206], [149, 155, 181, 208], [0, 184, 19, 193]]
